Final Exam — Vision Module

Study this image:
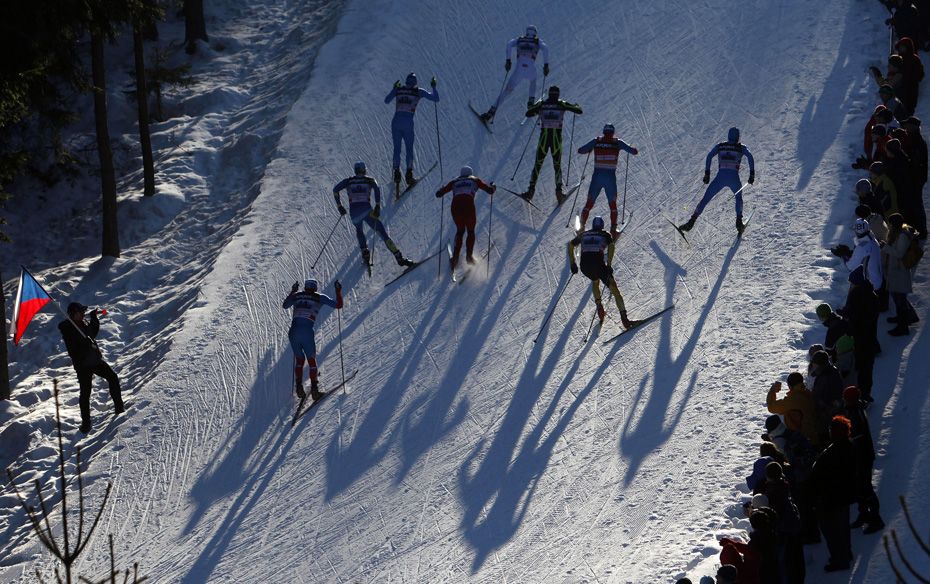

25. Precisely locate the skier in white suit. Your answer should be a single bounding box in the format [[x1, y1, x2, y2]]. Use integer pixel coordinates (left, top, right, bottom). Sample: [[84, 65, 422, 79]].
[[479, 25, 550, 123]]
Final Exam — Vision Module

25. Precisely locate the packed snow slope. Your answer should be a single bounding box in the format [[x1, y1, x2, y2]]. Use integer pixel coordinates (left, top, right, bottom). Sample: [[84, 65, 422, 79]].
[[6, 0, 930, 582]]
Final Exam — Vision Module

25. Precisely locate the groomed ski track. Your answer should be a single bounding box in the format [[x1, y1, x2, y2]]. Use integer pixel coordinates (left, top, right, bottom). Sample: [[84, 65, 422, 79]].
[[8, 1, 928, 582]]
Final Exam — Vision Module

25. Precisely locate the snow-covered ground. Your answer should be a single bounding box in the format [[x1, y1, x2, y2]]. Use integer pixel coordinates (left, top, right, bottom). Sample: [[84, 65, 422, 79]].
[[3, 0, 930, 582]]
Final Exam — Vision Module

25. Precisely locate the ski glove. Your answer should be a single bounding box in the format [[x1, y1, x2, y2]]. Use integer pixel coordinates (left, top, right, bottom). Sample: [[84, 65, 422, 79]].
[[394, 80, 401, 89], [505, 58, 511, 71], [431, 76, 437, 87], [831, 244, 853, 260], [334, 280, 342, 291], [291, 281, 300, 294], [570, 263, 578, 275], [337, 204, 347, 216], [631, 147, 639, 155], [748, 173, 755, 184], [703, 170, 710, 184], [543, 63, 549, 76]]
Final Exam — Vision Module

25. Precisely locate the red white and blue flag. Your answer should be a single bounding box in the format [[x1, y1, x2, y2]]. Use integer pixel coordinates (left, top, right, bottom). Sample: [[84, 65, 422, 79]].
[[12, 267, 52, 345]]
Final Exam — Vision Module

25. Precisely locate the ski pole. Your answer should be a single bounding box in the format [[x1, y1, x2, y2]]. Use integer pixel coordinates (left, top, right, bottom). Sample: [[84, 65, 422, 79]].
[[310, 214, 345, 269], [621, 150, 630, 224], [565, 114, 576, 185], [511, 120, 538, 181], [435, 91, 444, 280], [533, 272, 574, 344], [493, 70, 509, 107], [336, 280, 346, 392], [565, 152, 590, 227], [487, 190, 494, 278]]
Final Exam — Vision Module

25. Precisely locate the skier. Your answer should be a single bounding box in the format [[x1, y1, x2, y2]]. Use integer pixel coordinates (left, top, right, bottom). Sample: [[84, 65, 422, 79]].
[[282, 279, 343, 400], [435, 165, 496, 270], [567, 216, 633, 328], [384, 73, 439, 187], [520, 85, 582, 204], [333, 161, 415, 270], [576, 123, 639, 235], [679, 127, 755, 235], [479, 25, 550, 123]]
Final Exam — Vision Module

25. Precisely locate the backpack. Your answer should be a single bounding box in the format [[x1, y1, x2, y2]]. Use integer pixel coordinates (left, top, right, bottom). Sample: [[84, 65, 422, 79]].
[[902, 230, 924, 269]]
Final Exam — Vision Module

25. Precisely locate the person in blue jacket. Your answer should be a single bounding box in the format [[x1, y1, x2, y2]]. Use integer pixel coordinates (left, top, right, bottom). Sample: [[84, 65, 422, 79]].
[[333, 161, 415, 269], [384, 73, 439, 186], [283, 279, 343, 400], [679, 127, 755, 235]]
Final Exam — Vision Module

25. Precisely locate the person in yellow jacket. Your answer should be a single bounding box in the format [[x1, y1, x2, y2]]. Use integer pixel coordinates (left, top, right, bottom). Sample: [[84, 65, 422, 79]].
[[766, 372, 821, 448]]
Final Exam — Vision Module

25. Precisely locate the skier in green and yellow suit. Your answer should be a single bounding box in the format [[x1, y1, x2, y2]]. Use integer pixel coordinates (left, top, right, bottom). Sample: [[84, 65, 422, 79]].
[[521, 85, 582, 205]]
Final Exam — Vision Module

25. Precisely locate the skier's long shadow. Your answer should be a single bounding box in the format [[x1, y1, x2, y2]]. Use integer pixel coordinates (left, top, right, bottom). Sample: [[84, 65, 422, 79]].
[[179, 347, 309, 583], [618, 240, 738, 485]]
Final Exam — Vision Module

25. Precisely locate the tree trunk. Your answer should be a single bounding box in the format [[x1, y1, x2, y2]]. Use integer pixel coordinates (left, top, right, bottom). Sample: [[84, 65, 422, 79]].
[[91, 29, 120, 258], [0, 271, 9, 400], [133, 23, 156, 197], [184, 0, 208, 54]]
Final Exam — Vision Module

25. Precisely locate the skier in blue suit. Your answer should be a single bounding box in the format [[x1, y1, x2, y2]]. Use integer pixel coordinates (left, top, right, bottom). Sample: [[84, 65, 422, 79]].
[[283, 278, 343, 400], [384, 73, 439, 187], [333, 161, 415, 269], [679, 127, 755, 235]]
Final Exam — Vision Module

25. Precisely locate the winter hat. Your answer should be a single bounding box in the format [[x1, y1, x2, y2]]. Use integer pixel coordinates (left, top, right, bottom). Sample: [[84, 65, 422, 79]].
[[877, 109, 895, 123], [879, 84, 895, 96], [889, 54, 904, 69], [886, 138, 903, 154], [892, 127, 909, 141], [830, 415, 852, 441], [869, 160, 886, 174], [903, 116, 922, 127], [67, 302, 88, 315], [765, 461, 784, 480], [888, 212, 905, 229], [752, 493, 770, 508], [855, 178, 873, 195], [303, 279, 318, 291], [699, 577, 715, 584], [854, 217, 871, 236], [811, 350, 831, 366], [760, 441, 782, 459], [873, 104, 888, 116], [849, 265, 867, 285], [816, 303, 833, 320], [717, 564, 739, 584], [871, 124, 887, 137], [460, 165, 473, 177], [786, 372, 805, 388], [675, 579, 693, 584], [843, 386, 861, 403], [728, 127, 740, 143], [808, 343, 825, 359], [855, 204, 872, 218], [764, 414, 783, 433]]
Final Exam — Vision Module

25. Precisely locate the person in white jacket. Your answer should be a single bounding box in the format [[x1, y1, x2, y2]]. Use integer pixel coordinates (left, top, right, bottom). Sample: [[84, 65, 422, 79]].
[[832, 218, 884, 290], [479, 25, 550, 123]]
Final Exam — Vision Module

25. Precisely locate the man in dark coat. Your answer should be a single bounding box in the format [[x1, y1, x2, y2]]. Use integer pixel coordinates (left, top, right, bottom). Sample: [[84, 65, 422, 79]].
[[887, 0, 923, 48], [902, 116, 928, 237], [839, 267, 880, 402], [808, 350, 845, 445], [843, 386, 885, 534], [58, 302, 124, 433], [810, 416, 857, 572]]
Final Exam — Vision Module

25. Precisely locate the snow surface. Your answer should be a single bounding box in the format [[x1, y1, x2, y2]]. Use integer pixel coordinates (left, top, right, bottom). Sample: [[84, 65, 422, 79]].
[[3, 0, 930, 582]]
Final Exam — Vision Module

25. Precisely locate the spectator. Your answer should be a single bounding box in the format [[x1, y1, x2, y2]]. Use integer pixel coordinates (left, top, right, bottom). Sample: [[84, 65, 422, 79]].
[[810, 416, 857, 573], [716, 565, 739, 584], [831, 218, 884, 291], [858, 105, 888, 167], [869, 161, 901, 216], [870, 54, 905, 99], [720, 510, 779, 584], [894, 38, 924, 116], [885, 213, 921, 335], [762, 462, 805, 584], [887, 0, 923, 48], [767, 373, 819, 447], [901, 117, 928, 237], [815, 303, 856, 384], [869, 124, 891, 164], [842, 386, 885, 534], [747, 443, 780, 494], [855, 202, 889, 242], [58, 302, 125, 434], [676, 579, 693, 584], [885, 139, 915, 218], [808, 350, 845, 445], [839, 267, 880, 402], [878, 84, 907, 121]]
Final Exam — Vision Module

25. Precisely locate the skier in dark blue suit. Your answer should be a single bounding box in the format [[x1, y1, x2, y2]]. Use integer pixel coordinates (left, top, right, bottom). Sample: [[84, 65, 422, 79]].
[[384, 73, 439, 186], [283, 279, 343, 400]]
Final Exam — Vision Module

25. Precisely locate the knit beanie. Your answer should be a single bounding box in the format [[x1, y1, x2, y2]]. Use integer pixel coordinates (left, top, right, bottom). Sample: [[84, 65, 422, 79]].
[[816, 303, 832, 320]]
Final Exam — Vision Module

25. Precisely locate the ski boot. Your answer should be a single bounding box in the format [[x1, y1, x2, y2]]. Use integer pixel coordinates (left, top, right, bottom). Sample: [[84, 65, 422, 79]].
[[480, 107, 496, 123], [80, 421, 91, 434], [527, 98, 535, 109], [736, 216, 745, 236], [405, 168, 416, 187], [310, 378, 323, 401], [610, 225, 620, 241], [678, 216, 696, 232], [114, 400, 125, 415], [595, 301, 606, 323], [555, 184, 566, 205], [620, 310, 634, 330], [466, 253, 476, 265], [888, 323, 910, 336], [862, 517, 886, 535], [394, 250, 416, 267], [449, 253, 458, 272], [520, 186, 535, 201], [393, 167, 401, 184], [295, 382, 306, 400]]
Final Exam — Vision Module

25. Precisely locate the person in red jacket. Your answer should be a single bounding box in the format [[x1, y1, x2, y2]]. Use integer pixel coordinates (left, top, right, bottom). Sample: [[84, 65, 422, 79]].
[[895, 37, 924, 114], [435, 166, 496, 270]]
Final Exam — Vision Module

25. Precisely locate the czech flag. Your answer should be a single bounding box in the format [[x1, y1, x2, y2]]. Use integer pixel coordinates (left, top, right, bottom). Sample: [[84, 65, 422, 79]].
[[12, 267, 52, 345]]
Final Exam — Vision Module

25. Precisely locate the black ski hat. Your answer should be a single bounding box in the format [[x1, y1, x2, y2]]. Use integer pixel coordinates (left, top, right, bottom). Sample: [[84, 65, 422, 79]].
[[764, 414, 783, 432], [67, 302, 88, 314], [786, 372, 804, 388], [548, 85, 560, 97]]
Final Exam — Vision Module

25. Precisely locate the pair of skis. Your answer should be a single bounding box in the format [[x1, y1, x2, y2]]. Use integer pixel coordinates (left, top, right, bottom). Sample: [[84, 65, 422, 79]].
[[394, 162, 438, 201], [668, 210, 755, 245], [447, 243, 495, 283], [290, 370, 359, 427]]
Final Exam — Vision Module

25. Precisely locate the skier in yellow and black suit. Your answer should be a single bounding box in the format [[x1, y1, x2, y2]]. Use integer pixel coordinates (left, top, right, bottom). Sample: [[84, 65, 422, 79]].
[[567, 216, 633, 328], [521, 85, 582, 205]]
